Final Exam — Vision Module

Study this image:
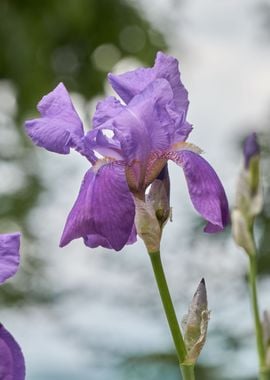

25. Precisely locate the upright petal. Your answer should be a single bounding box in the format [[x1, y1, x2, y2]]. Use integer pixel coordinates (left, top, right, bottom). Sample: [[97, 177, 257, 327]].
[[25, 83, 84, 154], [93, 96, 124, 128], [170, 150, 229, 232], [128, 78, 174, 152], [60, 162, 136, 251], [0, 233, 20, 284], [108, 51, 189, 112], [0, 324, 25, 380]]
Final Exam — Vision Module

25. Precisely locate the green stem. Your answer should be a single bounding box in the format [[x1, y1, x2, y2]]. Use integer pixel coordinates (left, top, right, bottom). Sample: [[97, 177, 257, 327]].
[[180, 364, 195, 380], [149, 251, 195, 380], [248, 254, 270, 380]]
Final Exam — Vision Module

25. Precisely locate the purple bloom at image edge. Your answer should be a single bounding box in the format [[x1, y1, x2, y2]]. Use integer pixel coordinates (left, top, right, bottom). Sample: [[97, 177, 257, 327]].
[[25, 51, 229, 251], [0, 232, 21, 284], [0, 233, 25, 379], [0, 324, 25, 380]]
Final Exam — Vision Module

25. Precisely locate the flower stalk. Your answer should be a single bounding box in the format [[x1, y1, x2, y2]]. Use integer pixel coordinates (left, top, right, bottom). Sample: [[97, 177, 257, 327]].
[[149, 250, 195, 380], [248, 251, 270, 380], [232, 133, 270, 379]]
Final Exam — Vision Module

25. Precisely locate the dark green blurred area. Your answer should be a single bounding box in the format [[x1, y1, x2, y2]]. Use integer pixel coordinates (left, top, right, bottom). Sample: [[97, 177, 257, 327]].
[[0, 0, 166, 120]]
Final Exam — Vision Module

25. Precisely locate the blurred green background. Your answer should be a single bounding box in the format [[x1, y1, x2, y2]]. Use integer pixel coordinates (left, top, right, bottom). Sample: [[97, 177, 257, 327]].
[[0, 0, 270, 379]]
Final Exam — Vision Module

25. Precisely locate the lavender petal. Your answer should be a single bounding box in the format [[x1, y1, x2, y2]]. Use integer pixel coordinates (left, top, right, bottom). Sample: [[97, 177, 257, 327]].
[[0, 324, 25, 380], [171, 150, 229, 232], [60, 162, 136, 251], [25, 83, 84, 154], [0, 233, 20, 284]]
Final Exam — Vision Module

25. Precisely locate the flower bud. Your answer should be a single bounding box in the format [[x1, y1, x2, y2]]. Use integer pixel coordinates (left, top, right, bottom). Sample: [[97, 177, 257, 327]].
[[244, 132, 260, 170], [181, 279, 210, 364], [232, 133, 263, 255], [231, 209, 256, 256], [147, 164, 171, 228], [237, 133, 262, 217], [134, 197, 161, 253]]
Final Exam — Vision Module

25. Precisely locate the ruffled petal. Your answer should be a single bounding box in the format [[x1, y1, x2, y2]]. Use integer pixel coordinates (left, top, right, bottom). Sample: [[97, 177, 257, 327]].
[[25, 83, 84, 154], [90, 79, 175, 161], [60, 162, 136, 251], [170, 150, 229, 232], [108, 66, 155, 105], [0, 324, 25, 380], [93, 96, 124, 128], [153, 52, 189, 112], [128, 78, 174, 152], [108, 51, 189, 112], [0, 233, 20, 284]]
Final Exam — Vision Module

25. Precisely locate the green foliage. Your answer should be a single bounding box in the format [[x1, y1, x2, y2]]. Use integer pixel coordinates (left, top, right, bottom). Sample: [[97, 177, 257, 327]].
[[0, 0, 166, 119]]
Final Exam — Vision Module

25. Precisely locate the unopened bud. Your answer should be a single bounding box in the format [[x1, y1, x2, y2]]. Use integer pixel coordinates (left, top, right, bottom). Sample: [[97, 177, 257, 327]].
[[181, 279, 210, 364], [236, 133, 262, 217], [147, 164, 171, 227], [134, 197, 161, 253], [231, 209, 256, 256], [232, 133, 263, 255], [244, 132, 260, 170]]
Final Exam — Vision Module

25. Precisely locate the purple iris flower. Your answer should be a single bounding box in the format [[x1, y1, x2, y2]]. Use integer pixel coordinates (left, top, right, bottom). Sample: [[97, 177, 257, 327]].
[[25, 52, 229, 251], [243, 132, 260, 169], [0, 233, 25, 380]]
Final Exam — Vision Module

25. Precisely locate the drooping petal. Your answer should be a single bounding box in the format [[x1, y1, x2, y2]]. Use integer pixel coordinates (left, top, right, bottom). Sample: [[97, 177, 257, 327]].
[[60, 162, 136, 251], [84, 234, 112, 249], [25, 83, 84, 154], [108, 51, 189, 112], [170, 150, 229, 232], [84, 225, 137, 249], [0, 233, 20, 284], [0, 324, 25, 380]]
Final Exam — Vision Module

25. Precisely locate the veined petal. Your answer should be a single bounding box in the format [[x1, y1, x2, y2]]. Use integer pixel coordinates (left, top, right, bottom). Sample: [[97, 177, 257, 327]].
[[171, 150, 229, 232], [60, 162, 136, 251], [0, 233, 20, 284], [108, 51, 189, 112], [0, 324, 25, 380], [25, 83, 84, 154]]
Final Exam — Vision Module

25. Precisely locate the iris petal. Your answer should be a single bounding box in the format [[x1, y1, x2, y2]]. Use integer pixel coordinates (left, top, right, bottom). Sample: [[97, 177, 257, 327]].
[[170, 150, 229, 232], [108, 51, 188, 112], [0, 324, 25, 380], [0, 233, 20, 284], [25, 83, 84, 154], [60, 162, 136, 251], [93, 96, 124, 128]]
